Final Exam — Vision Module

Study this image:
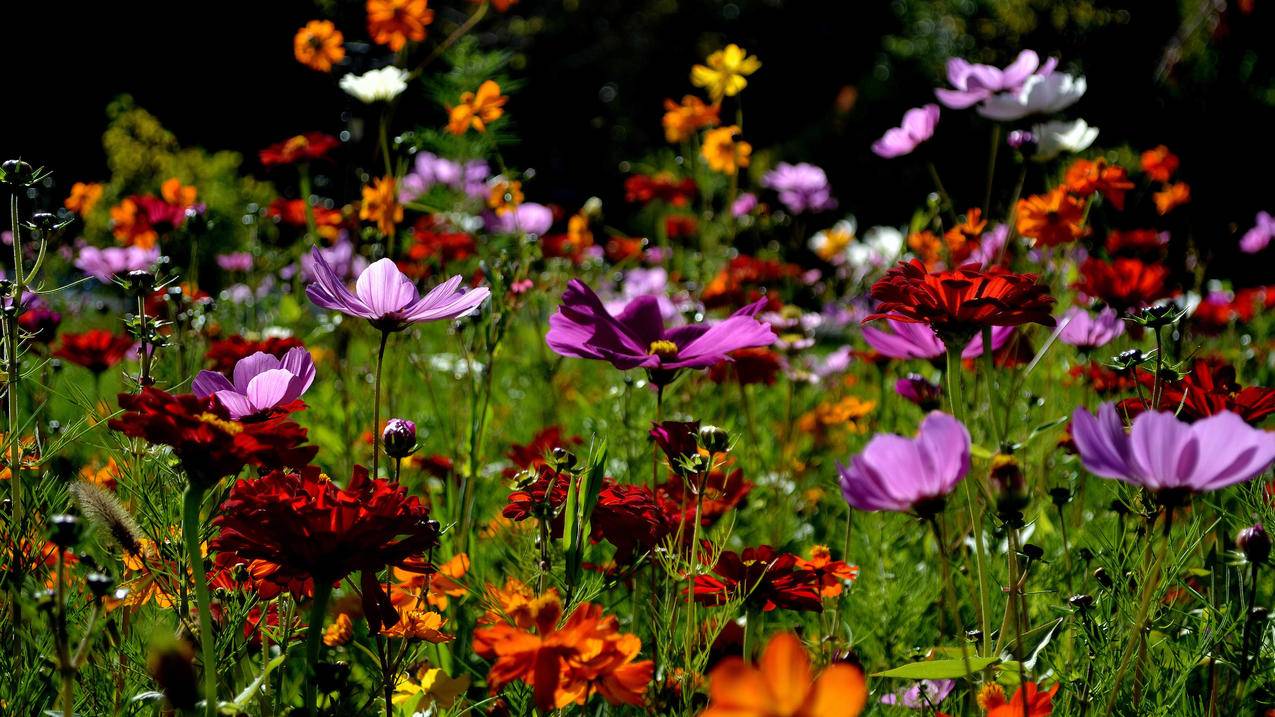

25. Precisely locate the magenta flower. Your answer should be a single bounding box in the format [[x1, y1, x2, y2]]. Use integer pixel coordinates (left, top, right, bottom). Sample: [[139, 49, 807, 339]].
[[297, 238, 367, 282], [895, 374, 942, 411], [880, 679, 955, 709], [486, 203, 554, 236], [872, 104, 940, 158], [1240, 211, 1275, 254], [1071, 403, 1275, 495], [545, 279, 777, 386], [760, 162, 837, 214], [861, 319, 1012, 360], [305, 248, 490, 332], [216, 252, 254, 272], [1058, 306, 1125, 351], [74, 245, 160, 283], [192, 348, 316, 419], [934, 50, 1055, 109], [838, 411, 971, 515]]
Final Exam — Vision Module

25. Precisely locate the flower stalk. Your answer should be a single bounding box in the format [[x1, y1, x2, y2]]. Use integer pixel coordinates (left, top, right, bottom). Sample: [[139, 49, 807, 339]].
[[181, 484, 218, 717]]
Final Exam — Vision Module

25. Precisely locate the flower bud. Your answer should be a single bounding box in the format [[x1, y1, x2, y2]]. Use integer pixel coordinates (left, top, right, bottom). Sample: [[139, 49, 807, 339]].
[[1048, 487, 1071, 508], [381, 418, 417, 459], [895, 374, 942, 411], [1022, 543, 1044, 562], [1237, 523, 1270, 564], [86, 572, 115, 600], [1, 159, 34, 186], [698, 425, 730, 454], [1068, 594, 1094, 609], [1093, 567, 1112, 588], [990, 454, 1028, 514], [148, 639, 198, 710], [48, 514, 82, 549]]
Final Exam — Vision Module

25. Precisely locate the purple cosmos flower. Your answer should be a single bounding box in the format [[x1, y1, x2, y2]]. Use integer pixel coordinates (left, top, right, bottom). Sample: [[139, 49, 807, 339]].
[[382, 418, 418, 459], [545, 279, 777, 386], [731, 192, 758, 217], [862, 319, 1012, 361], [74, 245, 160, 283], [1058, 306, 1125, 351], [216, 252, 254, 272], [895, 374, 942, 411], [399, 152, 490, 202], [838, 411, 971, 515], [192, 348, 316, 419], [978, 72, 1086, 122], [1071, 403, 1275, 495], [872, 104, 940, 159], [487, 202, 554, 236], [880, 679, 955, 709], [297, 237, 368, 282], [1240, 211, 1275, 254], [305, 248, 490, 332], [761, 162, 837, 214], [934, 50, 1055, 109]]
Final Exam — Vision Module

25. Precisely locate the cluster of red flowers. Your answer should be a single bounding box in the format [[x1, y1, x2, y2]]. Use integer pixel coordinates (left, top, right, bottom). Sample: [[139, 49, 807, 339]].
[[109, 178, 199, 248], [210, 466, 439, 632], [259, 132, 340, 166], [866, 259, 1056, 342], [1117, 359, 1275, 425], [265, 198, 346, 240], [53, 330, 136, 375], [707, 346, 784, 385], [204, 334, 306, 374], [693, 545, 823, 612], [624, 173, 696, 206], [474, 588, 653, 712], [1193, 286, 1275, 332], [398, 217, 477, 278], [702, 255, 801, 310], [1073, 257, 1171, 312]]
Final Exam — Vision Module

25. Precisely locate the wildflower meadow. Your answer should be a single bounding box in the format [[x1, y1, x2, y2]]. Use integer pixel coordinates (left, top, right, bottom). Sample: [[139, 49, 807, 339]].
[[3, 2, 1275, 716]]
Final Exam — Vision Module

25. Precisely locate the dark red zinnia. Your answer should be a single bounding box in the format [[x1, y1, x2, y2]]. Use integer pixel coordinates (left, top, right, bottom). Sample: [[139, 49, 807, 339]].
[[707, 347, 783, 386], [54, 329, 136, 374], [1073, 257, 1171, 312], [210, 466, 438, 632], [259, 132, 340, 166], [1117, 359, 1275, 425], [108, 388, 317, 488], [204, 335, 306, 374], [590, 482, 669, 564], [692, 545, 822, 613], [865, 259, 1056, 342]]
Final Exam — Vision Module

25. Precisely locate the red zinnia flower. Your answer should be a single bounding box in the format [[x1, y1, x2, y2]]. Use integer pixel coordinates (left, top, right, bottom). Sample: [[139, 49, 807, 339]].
[[205, 335, 306, 374], [865, 259, 1056, 343], [656, 466, 752, 531], [692, 545, 822, 613], [624, 174, 696, 206], [1120, 359, 1275, 425], [1105, 229, 1166, 258], [506, 426, 582, 475], [702, 255, 800, 311], [590, 483, 669, 564], [259, 132, 340, 166], [108, 389, 317, 488], [211, 466, 439, 632], [1073, 257, 1171, 312], [54, 330, 136, 375], [707, 347, 783, 385]]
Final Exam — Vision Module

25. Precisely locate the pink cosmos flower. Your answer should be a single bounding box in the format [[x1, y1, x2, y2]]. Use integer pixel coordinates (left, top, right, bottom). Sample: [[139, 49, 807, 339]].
[[838, 411, 971, 515], [872, 105, 940, 159], [192, 348, 316, 420]]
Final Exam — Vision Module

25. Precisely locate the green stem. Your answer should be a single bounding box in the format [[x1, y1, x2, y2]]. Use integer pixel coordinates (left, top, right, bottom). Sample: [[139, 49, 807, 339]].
[[372, 330, 390, 478], [181, 485, 218, 717], [981, 326, 1003, 448], [304, 579, 334, 716], [1103, 508, 1173, 711], [983, 124, 1001, 217], [684, 473, 706, 678], [925, 161, 960, 227], [930, 517, 973, 680], [945, 345, 991, 654], [8, 192, 23, 524]]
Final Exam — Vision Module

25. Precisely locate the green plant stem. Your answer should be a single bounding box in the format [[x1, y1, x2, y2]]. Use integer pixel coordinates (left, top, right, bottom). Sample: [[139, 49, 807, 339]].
[[946, 344, 991, 655], [1103, 508, 1173, 712], [303, 579, 334, 716], [929, 517, 973, 680], [981, 326, 1003, 447], [181, 484, 218, 717], [372, 330, 390, 478], [925, 161, 960, 226], [684, 472, 706, 678], [983, 124, 1001, 217], [7, 192, 23, 524]]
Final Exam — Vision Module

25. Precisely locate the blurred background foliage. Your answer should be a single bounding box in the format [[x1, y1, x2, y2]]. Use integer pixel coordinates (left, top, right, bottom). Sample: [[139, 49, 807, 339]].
[[3, 0, 1272, 283]]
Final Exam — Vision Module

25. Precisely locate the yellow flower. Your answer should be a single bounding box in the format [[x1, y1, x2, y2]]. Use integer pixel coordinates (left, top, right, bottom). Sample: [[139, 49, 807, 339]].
[[323, 613, 353, 647], [360, 176, 403, 236], [691, 43, 761, 101], [394, 663, 471, 711], [447, 80, 507, 135], [662, 95, 720, 143], [487, 179, 524, 216], [701, 125, 752, 175]]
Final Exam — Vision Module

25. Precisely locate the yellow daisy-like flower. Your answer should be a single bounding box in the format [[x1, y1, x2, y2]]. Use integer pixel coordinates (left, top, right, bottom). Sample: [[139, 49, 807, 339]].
[[359, 175, 403, 236], [691, 43, 761, 101], [701, 125, 752, 175], [394, 663, 471, 711]]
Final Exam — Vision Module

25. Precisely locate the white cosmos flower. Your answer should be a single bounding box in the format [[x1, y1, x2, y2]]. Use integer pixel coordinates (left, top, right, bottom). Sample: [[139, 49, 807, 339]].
[[978, 72, 1086, 122], [846, 225, 904, 281], [1032, 118, 1099, 161], [340, 66, 410, 103], [809, 218, 857, 264]]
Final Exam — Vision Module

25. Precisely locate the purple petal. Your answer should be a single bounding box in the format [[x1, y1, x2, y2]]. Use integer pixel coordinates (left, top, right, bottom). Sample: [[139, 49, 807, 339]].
[[1185, 411, 1275, 491], [1128, 411, 1195, 490], [244, 369, 296, 414], [192, 370, 234, 398], [614, 296, 666, 348], [355, 259, 419, 318], [212, 391, 256, 420], [233, 351, 282, 394], [671, 316, 776, 368], [1071, 403, 1135, 482]]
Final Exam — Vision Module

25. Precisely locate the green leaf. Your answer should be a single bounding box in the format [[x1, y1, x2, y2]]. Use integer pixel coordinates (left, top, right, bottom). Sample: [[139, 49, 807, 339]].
[[872, 656, 998, 679]]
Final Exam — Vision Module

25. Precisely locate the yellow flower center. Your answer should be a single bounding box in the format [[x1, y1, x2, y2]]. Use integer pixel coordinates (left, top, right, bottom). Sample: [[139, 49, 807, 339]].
[[198, 413, 243, 435], [648, 340, 679, 360]]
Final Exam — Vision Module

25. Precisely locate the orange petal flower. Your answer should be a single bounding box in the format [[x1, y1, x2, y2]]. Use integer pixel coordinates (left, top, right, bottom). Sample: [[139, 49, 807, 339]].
[[64, 182, 103, 216], [447, 80, 508, 135], [1140, 144, 1179, 183], [1015, 187, 1086, 247], [701, 632, 867, 717], [323, 613, 354, 647], [662, 95, 720, 143], [367, 0, 434, 51], [294, 19, 346, 72], [796, 545, 860, 598], [1153, 182, 1190, 215], [985, 682, 1058, 717], [701, 125, 751, 174], [360, 175, 403, 236]]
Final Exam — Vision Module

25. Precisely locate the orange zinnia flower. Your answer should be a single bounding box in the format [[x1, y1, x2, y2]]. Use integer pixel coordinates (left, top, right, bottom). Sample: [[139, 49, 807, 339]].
[[393, 552, 469, 610], [161, 178, 198, 208], [702, 125, 751, 174], [907, 230, 944, 268], [323, 613, 354, 647], [796, 545, 859, 598], [1016, 187, 1086, 247], [64, 182, 103, 216], [662, 95, 720, 143], [1064, 159, 1135, 210], [294, 19, 346, 72], [1154, 182, 1190, 215], [701, 632, 867, 717], [982, 681, 1058, 716], [367, 0, 434, 51], [487, 179, 524, 216], [1140, 145, 1179, 183], [944, 208, 986, 263], [360, 176, 403, 236], [381, 609, 453, 642], [447, 80, 507, 135], [473, 589, 653, 712], [109, 198, 158, 248]]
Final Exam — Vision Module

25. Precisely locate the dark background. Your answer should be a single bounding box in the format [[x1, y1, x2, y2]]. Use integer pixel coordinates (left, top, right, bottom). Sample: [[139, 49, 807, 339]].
[[3, 0, 1272, 283]]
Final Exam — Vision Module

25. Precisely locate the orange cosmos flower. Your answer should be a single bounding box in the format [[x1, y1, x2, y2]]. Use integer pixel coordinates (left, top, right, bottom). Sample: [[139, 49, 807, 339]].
[[702, 125, 751, 174], [796, 545, 859, 598], [982, 681, 1058, 716], [79, 458, 123, 491], [381, 609, 453, 642], [393, 552, 469, 610], [662, 95, 720, 143], [1140, 145, 1179, 183], [109, 198, 158, 248], [701, 632, 867, 717], [161, 178, 198, 208], [367, 0, 434, 51], [1154, 182, 1190, 215], [487, 179, 524, 216], [294, 20, 346, 72], [323, 613, 354, 647], [907, 230, 944, 268], [944, 208, 986, 263], [360, 176, 403, 236], [1016, 187, 1086, 247], [64, 182, 103, 216], [1064, 159, 1135, 210], [447, 80, 507, 135]]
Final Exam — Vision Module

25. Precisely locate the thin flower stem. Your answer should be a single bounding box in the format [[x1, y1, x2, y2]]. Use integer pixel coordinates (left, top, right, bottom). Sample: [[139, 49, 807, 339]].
[[181, 484, 218, 717], [981, 326, 1003, 448], [946, 345, 991, 655], [1006, 525, 1028, 717], [925, 161, 960, 227], [983, 124, 1001, 217], [1103, 507, 1174, 712], [372, 330, 390, 478], [929, 517, 973, 680], [7, 192, 23, 524], [684, 471, 706, 681], [303, 579, 334, 716], [1235, 560, 1261, 698]]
